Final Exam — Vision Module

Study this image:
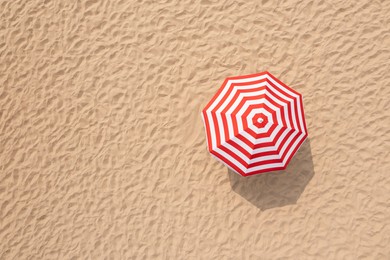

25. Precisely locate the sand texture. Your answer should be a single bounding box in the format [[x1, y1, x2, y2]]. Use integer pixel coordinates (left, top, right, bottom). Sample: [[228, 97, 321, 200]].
[[1, 0, 390, 259]]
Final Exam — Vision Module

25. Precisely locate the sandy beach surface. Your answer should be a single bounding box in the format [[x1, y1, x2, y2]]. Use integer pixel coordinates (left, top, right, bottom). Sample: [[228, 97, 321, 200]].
[[1, 0, 390, 259]]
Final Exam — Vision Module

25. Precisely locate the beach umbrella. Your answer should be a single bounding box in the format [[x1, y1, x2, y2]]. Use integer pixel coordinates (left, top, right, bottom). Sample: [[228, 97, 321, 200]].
[[202, 71, 308, 176]]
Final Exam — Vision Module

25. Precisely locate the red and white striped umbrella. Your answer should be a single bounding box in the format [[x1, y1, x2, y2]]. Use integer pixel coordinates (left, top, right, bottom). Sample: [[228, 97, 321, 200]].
[[202, 71, 308, 176]]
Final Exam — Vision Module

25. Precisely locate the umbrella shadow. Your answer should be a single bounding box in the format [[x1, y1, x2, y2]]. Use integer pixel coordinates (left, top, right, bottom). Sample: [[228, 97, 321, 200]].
[[228, 138, 314, 210]]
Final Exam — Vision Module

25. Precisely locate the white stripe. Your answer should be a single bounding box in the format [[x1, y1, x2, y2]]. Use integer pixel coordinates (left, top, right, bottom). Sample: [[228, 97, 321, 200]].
[[210, 153, 243, 175], [224, 87, 268, 140], [282, 133, 306, 165], [246, 111, 273, 135], [210, 83, 268, 147], [264, 89, 291, 129], [265, 81, 297, 131], [246, 132, 306, 173], [210, 149, 247, 172], [250, 127, 291, 154], [265, 77, 305, 133], [207, 75, 268, 113], [233, 99, 276, 137], [278, 130, 299, 159], [225, 87, 267, 115], [224, 88, 267, 140], [239, 108, 273, 135], [246, 162, 284, 173], [249, 129, 299, 163]]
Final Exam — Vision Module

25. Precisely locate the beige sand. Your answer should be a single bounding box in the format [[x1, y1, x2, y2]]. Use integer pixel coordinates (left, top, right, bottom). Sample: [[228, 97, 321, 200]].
[[1, 0, 390, 259]]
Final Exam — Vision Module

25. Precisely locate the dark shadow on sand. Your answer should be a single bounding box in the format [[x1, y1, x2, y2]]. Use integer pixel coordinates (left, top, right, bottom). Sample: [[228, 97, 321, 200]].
[[228, 139, 314, 210]]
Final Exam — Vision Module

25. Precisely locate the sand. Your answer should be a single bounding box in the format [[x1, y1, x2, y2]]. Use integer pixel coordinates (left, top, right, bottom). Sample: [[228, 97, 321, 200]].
[[1, 0, 390, 259]]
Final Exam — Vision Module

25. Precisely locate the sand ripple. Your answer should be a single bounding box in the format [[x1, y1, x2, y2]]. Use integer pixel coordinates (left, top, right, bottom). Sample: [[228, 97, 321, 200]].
[[1, 0, 390, 259]]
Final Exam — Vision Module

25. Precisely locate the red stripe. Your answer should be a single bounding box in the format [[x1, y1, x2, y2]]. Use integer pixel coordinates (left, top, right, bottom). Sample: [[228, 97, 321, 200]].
[[248, 129, 296, 167], [281, 133, 308, 168], [225, 138, 252, 159], [244, 133, 307, 176], [250, 150, 279, 157], [240, 100, 266, 137], [211, 110, 222, 148], [209, 78, 268, 116], [264, 84, 294, 130], [210, 79, 268, 145], [252, 127, 289, 149], [248, 131, 302, 169], [218, 144, 249, 168], [266, 78, 302, 133], [245, 166, 286, 176], [266, 71, 301, 96], [244, 124, 278, 142], [263, 91, 287, 128], [210, 150, 247, 176], [203, 78, 229, 113], [241, 103, 277, 139], [223, 85, 267, 137], [225, 98, 278, 149], [236, 133, 256, 150]]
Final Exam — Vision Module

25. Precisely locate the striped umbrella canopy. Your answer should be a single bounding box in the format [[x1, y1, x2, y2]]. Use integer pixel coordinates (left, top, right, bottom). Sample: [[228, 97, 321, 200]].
[[202, 71, 308, 176]]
